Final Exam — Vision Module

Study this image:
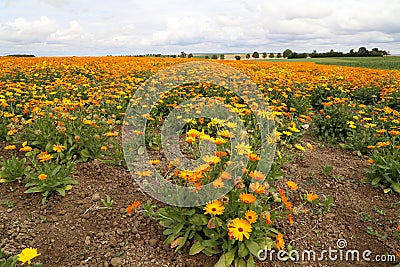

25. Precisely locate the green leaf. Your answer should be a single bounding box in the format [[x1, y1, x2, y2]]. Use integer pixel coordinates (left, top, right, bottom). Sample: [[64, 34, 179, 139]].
[[189, 214, 208, 226], [383, 188, 391, 194], [164, 234, 178, 244], [64, 185, 73, 191], [56, 188, 66, 196], [245, 239, 260, 256], [24, 187, 44, 194], [138, 146, 145, 155], [80, 149, 92, 159], [247, 255, 255, 267], [371, 177, 381, 186], [391, 183, 400, 194], [173, 222, 185, 235], [238, 242, 249, 258], [238, 259, 246, 267], [189, 241, 205, 255]]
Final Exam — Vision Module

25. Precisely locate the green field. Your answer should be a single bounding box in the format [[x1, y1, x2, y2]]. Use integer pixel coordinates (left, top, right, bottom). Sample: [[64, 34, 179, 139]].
[[265, 56, 400, 70]]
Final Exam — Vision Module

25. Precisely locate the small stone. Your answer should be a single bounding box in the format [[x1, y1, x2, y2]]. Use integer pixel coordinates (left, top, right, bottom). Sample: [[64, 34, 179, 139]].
[[148, 238, 158, 247], [92, 193, 101, 201], [6, 208, 12, 213], [110, 257, 122, 267], [85, 236, 90, 245]]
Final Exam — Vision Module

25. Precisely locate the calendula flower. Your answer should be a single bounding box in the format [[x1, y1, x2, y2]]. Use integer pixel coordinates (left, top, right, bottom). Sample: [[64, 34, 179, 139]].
[[245, 210, 258, 224], [235, 142, 252, 155], [212, 178, 224, 188], [397, 225, 400, 232], [38, 152, 53, 162], [149, 159, 160, 165], [306, 143, 313, 150], [294, 144, 305, 151], [101, 146, 108, 151], [126, 201, 141, 214], [249, 170, 266, 181], [286, 181, 298, 190], [239, 193, 256, 204], [227, 218, 252, 241], [105, 131, 118, 137], [306, 192, 319, 202], [38, 174, 47, 181], [53, 144, 66, 153], [204, 200, 225, 215], [219, 171, 231, 180], [265, 212, 272, 225], [202, 155, 221, 165], [186, 136, 196, 144], [20, 145, 32, 152], [18, 247, 40, 265], [250, 182, 265, 194], [288, 214, 294, 226], [4, 145, 16, 150], [276, 233, 285, 250]]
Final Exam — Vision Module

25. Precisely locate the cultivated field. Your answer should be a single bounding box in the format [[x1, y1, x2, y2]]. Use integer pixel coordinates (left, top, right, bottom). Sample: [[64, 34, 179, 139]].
[[0, 57, 399, 266]]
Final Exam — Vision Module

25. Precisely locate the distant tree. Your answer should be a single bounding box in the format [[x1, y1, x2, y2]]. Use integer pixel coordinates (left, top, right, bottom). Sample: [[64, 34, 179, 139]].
[[246, 53, 250, 59], [276, 53, 282, 58], [180, 51, 187, 58], [235, 55, 241, 60], [262, 52, 267, 59], [172, 55, 177, 58], [283, 49, 293, 58], [269, 53, 274, 58], [357, 47, 369, 56], [310, 50, 318, 58], [220, 54, 225, 60], [252, 51, 259, 59], [211, 54, 218, 59], [188, 53, 193, 58], [205, 55, 210, 59]]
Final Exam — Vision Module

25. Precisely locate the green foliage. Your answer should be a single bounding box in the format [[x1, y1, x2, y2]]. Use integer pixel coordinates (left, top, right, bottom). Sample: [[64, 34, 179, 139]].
[[101, 195, 114, 208], [0, 156, 30, 183], [24, 155, 77, 204], [21, 114, 112, 162], [364, 147, 400, 194], [350, 87, 381, 105]]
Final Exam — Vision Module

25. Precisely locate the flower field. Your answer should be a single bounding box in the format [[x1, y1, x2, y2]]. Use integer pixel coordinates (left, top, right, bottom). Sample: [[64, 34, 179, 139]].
[[1, 56, 399, 266]]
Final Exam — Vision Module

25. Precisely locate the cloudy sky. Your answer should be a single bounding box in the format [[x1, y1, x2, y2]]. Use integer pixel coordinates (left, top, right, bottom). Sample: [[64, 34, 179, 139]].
[[1, 0, 399, 56]]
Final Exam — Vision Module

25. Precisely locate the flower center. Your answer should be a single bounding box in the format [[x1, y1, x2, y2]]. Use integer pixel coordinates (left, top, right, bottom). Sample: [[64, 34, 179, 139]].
[[212, 208, 216, 212], [238, 227, 243, 232]]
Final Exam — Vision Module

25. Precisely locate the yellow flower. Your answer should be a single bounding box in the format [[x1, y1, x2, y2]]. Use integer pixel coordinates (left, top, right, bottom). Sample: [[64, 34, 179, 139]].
[[227, 218, 252, 241], [18, 247, 40, 265], [204, 200, 225, 215], [239, 193, 256, 204], [265, 212, 272, 225], [38, 174, 47, 180], [306, 192, 318, 202], [276, 233, 285, 250], [20, 145, 32, 152], [286, 181, 298, 190], [306, 143, 313, 150], [294, 144, 305, 151], [53, 144, 66, 153], [250, 182, 265, 194], [148, 159, 160, 165], [249, 170, 266, 181], [38, 152, 53, 162], [212, 178, 224, 188], [101, 146, 108, 151], [4, 145, 16, 150], [235, 143, 252, 155], [245, 210, 258, 224], [202, 155, 221, 165], [105, 131, 118, 137]]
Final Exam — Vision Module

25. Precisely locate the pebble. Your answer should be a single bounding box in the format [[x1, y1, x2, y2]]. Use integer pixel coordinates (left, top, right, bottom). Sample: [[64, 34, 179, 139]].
[[110, 257, 122, 267], [92, 193, 101, 201], [148, 238, 158, 247], [85, 236, 91, 245]]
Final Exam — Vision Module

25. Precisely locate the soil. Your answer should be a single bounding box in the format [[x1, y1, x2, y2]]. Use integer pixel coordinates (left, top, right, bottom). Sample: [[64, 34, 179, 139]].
[[1, 136, 399, 267]]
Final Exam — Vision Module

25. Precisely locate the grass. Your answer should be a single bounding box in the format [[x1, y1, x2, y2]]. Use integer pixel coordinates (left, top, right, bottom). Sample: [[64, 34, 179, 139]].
[[264, 56, 400, 70]]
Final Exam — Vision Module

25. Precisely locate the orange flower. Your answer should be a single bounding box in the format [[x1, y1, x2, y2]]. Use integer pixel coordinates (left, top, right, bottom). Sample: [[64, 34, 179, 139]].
[[126, 201, 141, 214], [53, 144, 66, 153], [248, 153, 260, 161], [239, 193, 256, 204], [101, 146, 108, 151], [4, 145, 16, 150], [249, 170, 266, 181], [219, 171, 231, 180], [367, 159, 374, 164], [38, 152, 53, 162], [38, 174, 47, 181], [265, 212, 272, 225], [286, 181, 298, 190], [278, 187, 293, 211], [306, 192, 319, 202], [212, 178, 224, 189], [288, 214, 294, 226], [215, 151, 227, 157], [245, 210, 258, 224], [276, 233, 285, 250], [250, 182, 265, 194], [397, 226, 400, 232]]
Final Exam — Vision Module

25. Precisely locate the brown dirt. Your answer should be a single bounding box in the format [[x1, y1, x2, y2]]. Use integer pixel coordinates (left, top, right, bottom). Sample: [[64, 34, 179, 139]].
[[1, 137, 400, 267]]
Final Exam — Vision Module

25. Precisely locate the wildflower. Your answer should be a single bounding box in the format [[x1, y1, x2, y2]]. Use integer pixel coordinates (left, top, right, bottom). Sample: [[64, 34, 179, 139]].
[[215, 151, 227, 157], [212, 178, 224, 189], [376, 141, 390, 148], [265, 212, 272, 225], [245, 210, 258, 224], [214, 137, 227, 145], [250, 182, 265, 194], [53, 144, 66, 153], [288, 214, 294, 226], [204, 200, 225, 215], [38, 174, 47, 181], [186, 136, 196, 144], [249, 170, 266, 181], [187, 129, 201, 138], [276, 233, 285, 250], [7, 129, 18, 136], [227, 218, 252, 241], [18, 247, 40, 265], [38, 152, 53, 162], [105, 131, 118, 137], [248, 153, 260, 161], [4, 145, 16, 150], [202, 155, 221, 165], [306, 192, 319, 202], [149, 159, 160, 165], [294, 144, 305, 151], [235, 142, 252, 155], [126, 201, 141, 214], [239, 193, 256, 204], [306, 143, 313, 150], [286, 181, 298, 190], [397, 225, 400, 232], [278, 187, 293, 211], [135, 170, 152, 177], [219, 171, 231, 180], [101, 146, 108, 151], [367, 159, 374, 164]]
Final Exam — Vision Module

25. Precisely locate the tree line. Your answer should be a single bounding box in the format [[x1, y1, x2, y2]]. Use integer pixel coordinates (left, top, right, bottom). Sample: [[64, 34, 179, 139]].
[[283, 47, 389, 59]]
